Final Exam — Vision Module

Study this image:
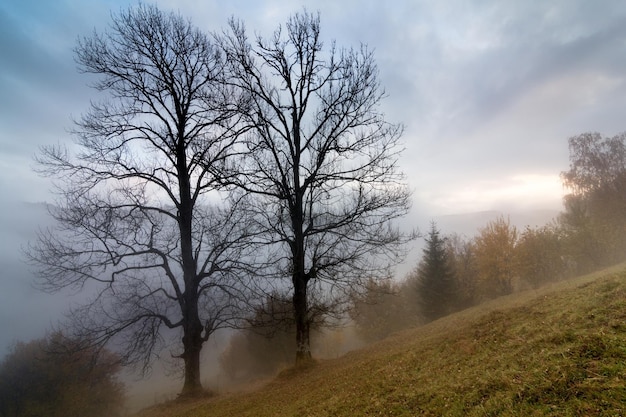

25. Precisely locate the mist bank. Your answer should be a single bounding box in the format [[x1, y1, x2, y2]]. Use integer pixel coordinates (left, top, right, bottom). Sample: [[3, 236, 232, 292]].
[[0, 201, 561, 410], [434, 209, 560, 236], [0, 203, 559, 354]]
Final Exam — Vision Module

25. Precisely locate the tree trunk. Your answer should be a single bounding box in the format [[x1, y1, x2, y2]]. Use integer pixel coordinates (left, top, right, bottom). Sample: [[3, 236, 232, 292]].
[[178, 251, 205, 396], [177, 141, 204, 396], [179, 274, 204, 396], [181, 328, 203, 396], [293, 276, 312, 365], [291, 120, 312, 365]]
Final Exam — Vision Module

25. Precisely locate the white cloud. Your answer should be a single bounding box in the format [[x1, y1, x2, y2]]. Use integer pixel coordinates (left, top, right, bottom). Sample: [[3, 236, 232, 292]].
[[417, 174, 564, 215]]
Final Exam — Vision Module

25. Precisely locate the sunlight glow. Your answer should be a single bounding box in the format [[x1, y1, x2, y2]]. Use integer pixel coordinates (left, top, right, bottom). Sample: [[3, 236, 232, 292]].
[[425, 174, 564, 215]]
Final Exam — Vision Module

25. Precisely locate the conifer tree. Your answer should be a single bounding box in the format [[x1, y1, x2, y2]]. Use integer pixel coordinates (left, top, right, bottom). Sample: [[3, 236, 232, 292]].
[[415, 222, 456, 321]]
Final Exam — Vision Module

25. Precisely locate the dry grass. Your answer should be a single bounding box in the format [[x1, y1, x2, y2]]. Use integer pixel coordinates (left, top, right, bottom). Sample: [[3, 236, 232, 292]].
[[137, 265, 626, 416]]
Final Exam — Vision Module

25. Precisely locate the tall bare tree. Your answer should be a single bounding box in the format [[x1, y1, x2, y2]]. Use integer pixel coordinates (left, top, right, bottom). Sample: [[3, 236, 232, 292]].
[[219, 11, 412, 363], [27, 5, 249, 396]]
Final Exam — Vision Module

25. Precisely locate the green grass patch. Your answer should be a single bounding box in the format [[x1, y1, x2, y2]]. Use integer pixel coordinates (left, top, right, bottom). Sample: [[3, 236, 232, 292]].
[[137, 266, 626, 417]]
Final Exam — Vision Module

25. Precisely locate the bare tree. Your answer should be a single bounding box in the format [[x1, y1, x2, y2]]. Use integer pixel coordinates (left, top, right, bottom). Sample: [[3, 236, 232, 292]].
[[27, 4, 250, 396], [219, 11, 412, 364]]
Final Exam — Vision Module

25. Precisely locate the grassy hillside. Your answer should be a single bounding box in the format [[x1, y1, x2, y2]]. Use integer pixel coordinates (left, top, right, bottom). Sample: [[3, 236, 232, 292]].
[[138, 266, 626, 416]]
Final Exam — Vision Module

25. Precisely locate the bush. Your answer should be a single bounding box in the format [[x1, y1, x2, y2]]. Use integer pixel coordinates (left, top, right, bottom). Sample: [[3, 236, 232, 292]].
[[0, 332, 125, 417]]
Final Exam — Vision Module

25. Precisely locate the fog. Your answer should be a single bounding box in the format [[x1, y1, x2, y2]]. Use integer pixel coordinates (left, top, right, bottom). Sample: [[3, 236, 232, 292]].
[[0, 203, 62, 353], [3, 0, 626, 412], [0, 203, 369, 410], [0, 202, 561, 412], [115, 326, 368, 412]]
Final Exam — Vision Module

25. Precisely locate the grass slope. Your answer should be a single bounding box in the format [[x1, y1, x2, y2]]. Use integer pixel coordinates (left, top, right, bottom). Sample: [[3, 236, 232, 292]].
[[139, 266, 626, 416]]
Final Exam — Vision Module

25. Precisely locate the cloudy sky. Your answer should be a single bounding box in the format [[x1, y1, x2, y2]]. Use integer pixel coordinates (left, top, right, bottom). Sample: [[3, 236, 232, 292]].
[[2, 0, 626, 352], [4, 0, 626, 214]]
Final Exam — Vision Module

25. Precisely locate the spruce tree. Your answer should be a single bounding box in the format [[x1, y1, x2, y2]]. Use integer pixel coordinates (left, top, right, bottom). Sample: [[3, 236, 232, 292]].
[[416, 222, 456, 321]]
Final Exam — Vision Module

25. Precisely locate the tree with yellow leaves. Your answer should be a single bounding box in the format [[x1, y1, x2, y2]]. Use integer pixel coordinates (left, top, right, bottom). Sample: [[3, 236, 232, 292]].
[[473, 216, 518, 300]]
